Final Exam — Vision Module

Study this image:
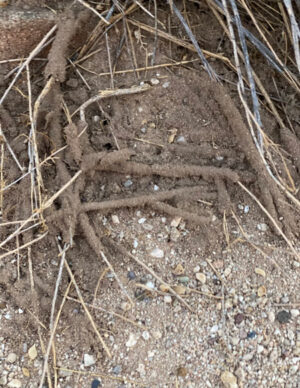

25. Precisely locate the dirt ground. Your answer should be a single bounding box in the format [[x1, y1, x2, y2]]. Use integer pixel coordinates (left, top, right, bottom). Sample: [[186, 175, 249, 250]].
[[0, 1, 299, 388]]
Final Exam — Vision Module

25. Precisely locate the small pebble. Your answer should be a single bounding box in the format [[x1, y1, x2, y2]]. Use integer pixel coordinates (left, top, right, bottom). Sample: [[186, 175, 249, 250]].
[[244, 205, 250, 213], [123, 179, 133, 188], [291, 309, 299, 318], [6, 353, 17, 363], [112, 365, 122, 375], [150, 78, 160, 85], [210, 325, 219, 333], [257, 223, 268, 231], [142, 331, 150, 340], [152, 330, 162, 340], [7, 380, 22, 388], [257, 345, 264, 354], [111, 215, 120, 224], [141, 127, 147, 133], [234, 313, 245, 325], [231, 337, 239, 346], [138, 217, 146, 224], [164, 295, 172, 303], [127, 271, 136, 280], [268, 311, 275, 323], [176, 135, 186, 144], [145, 280, 155, 289], [162, 81, 170, 88], [153, 185, 159, 191], [195, 272, 206, 284], [247, 331, 257, 339], [220, 371, 238, 388], [276, 310, 291, 324], [150, 248, 164, 258], [84, 354, 96, 367], [91, 379, 102, 388], [193, 265, 200, 273], [177, 276, 189, 284], [126, 333, 139, 348]]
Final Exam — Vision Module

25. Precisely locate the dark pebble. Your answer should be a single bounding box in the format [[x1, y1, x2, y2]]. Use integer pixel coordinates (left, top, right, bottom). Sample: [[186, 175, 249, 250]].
[[247, 330, 257, 339], [91, 379, 101, 388], [234, 313, 245, 325], [276, 310, 291, 324], [127, 271, 136, 280]]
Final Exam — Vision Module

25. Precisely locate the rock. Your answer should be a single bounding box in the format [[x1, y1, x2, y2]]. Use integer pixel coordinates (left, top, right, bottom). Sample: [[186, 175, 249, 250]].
[[126, 333, 139, 348], [234, 313, 245, 325], [0, 375, 7, 385], [137, 363, 146, 377], [257, 223, 268, 231], [247, 331, 257, 339], [210, 325, 219, 333], [91, 379, 101, 388], [170, 228, 180, 242], [111, 215, 120, 224], [220, 371, 238, 388], [150, 78, 160, 85], [123, 179, 133, 188], [162, 81, 170, 88], [291, 309, 299, 318], [6, 353, 17, 363], [276, 310, 291, 324], [268, 311, 275, 322], [7, 380, 22, 388], [142, 331, 150, 340], [257, 345, 264, 354], [84, 354, 96, 367], [176, 135, 186, 144], [231, 337, 239, 346], [195, 272, 206, 284], [152, 330, 162, 340], [127, 271, 136, 280], [150, 248, 164, 258], [112, 365, 122, 375], [164, 295, 172, 303], [177, 366, 188, 377]]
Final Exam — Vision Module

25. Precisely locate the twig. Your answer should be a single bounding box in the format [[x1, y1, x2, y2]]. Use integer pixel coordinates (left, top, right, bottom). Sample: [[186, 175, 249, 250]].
[[76, 0, 110, 24], [0, 124, 23, 172]]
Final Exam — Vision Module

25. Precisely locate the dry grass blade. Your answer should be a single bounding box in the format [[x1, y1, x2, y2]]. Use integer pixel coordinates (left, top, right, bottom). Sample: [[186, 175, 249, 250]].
[[283, 0, 300, 74], [63, 260, 112, 358], [238, 181, 300, 261]]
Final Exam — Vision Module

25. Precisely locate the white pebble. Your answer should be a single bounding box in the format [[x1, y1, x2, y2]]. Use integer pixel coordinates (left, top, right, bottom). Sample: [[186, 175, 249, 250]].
[[138, 217, 146, 224], [150, 78, 160, 85], [126, 333, 139, 348], [8, 380, 22, 388], [176, 135, 186, 144], [84, 354, 96, 367], [244, 205, 250, 213], [257, 223, 268, 231], [268, 311, 275, 323], [111, 215, 120, 224], [193, 265, 200, 273], [142, 331, 150, 340], [195, 273, 206, 284], [164, 295, 172, 303], [210, 325, 219, 333], [6, 353, 17, 363], [291, 309, 299, 318], [257, 345, 264, 354], [133, 239, 138, 248], [162, 81, 170, 88], [153, 185, 159, 191], [150, 248, 164, 258]]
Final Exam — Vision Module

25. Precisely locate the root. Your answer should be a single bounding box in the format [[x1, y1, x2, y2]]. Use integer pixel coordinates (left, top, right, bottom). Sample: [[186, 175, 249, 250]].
[[149, 201, 211, 225], [97, 160, 241, 182], [45, 10, 77, 82], [208, 76, 299, 237]]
